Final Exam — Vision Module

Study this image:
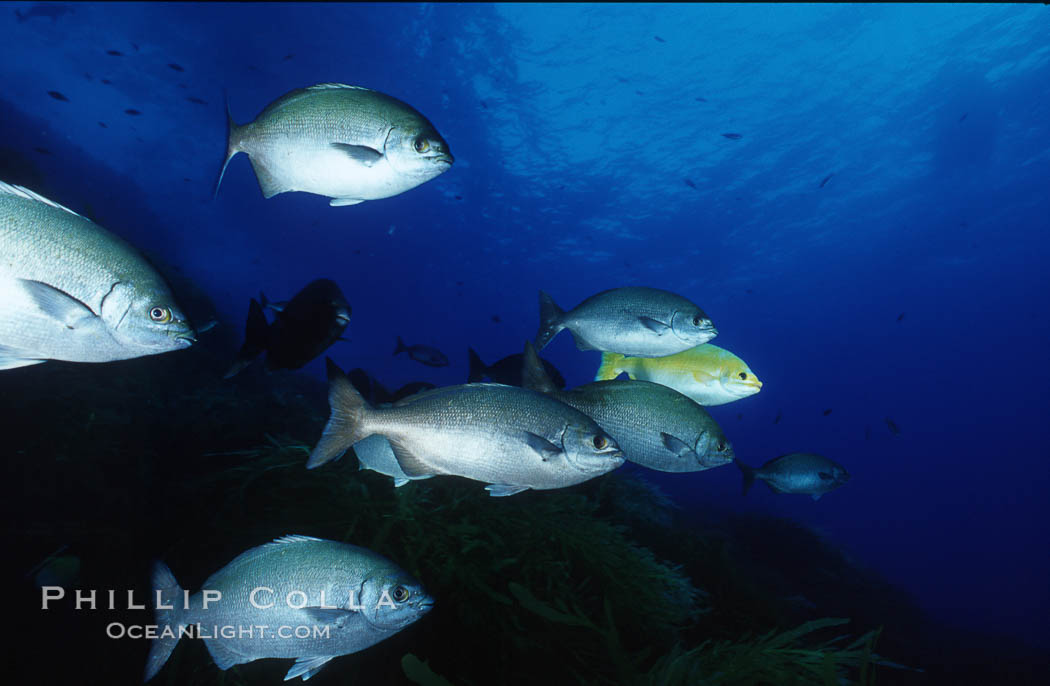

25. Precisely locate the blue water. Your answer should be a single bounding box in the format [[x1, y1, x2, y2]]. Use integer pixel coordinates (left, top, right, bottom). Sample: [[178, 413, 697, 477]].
[[4, 1, 1049, 676]]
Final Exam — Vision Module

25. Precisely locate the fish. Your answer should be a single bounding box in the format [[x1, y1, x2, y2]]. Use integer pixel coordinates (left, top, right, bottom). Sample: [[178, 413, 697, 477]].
[[721, 133, 742, 140], [97, 122, 107, 128], [896, 312, 905, 322], [822, 409, 833, 416], [33, 147, 51, 155], [14, 3, 73, 22], [594, 343, 761, 406], [394, 336, 448, 367], [125, 109, 141, 116], [695, 96, 707, 102], [774, 409, 782, 424], [865, 425, 871, 441], [536, 287, 716, 357], [224, 278, 350, 378], [654, 35, 666, 43], [283, 53, 296, 61], [491, 314, 501, 323], [352, 434, 433, 486], [100, 79, 111, 85], [819, 173, 834, 188], [167, 63, 184, 72], [0, 182, 194, 370], [468, 347, 566, 388], [47, 91, 69, 102], [885, 417, 900, 436], [684, 179, 697, 189], [348, 369, 436, 405], [106, 50, 123, 56], [958, 113, 968, 123], [735, 453, 850, 500], [144, 535, 432, 682], [308, 359, 624, 496], [215, 83, 453, 207], [523, 342, 733, 472], [186, 96, 207, 105]]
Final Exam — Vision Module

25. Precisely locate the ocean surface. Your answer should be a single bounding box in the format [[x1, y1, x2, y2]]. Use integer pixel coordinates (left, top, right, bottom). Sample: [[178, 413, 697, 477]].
[[3, 3, 1049, 685]]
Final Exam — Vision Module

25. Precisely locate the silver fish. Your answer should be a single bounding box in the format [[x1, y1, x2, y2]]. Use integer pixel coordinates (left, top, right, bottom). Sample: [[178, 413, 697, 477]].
[[308, 359, 624, 496], [736, 453, 850, 500], [216, 83, 453, 207], [523, 342, 733, 472], [0, 182, 194, 370], [145, 535, 432, 682], [535, 287, 716, 357]]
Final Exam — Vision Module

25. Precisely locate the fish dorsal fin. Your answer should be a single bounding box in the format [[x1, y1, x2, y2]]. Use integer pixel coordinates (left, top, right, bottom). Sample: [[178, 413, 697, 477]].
[[0, 182, 85, 220], [307, 83, 373, 92], [267, 534, 324, 548]]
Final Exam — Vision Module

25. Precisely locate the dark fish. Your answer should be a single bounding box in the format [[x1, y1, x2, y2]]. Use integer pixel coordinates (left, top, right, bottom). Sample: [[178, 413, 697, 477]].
[[394, 336, 449, 367], [283, 53, 295, 61], [491, 314, 501, 323], [391, 381, 438, 403], [721, 133, 742, 140], [654, 35, 666, 43], [132, 43, 139, 51], [885, 417, 900, 436], [455, 281, 464, 286], [737, 413, 742, 420], [83, 73, 92, 80], [822, 408, 833, 416], [684, 179, 697, 190], [101, 79, 111, 85], [616, 76, 629, 83], [774, 409, 782, 424], [736, 453, 850, 500], [167, 63, 184, 72], [819, 173, 834, 188], [468, 348, 566, 388], [224, 279, 351, 378], [125, 109, 141, 116], [896, 312, 905, 322], [186, 96, 207, 105], [15, 4, 73, 22], [47, 90, 69, 102], [864, 425, 871, 441], [98, 122, 107, 128], [454, 195, 463, 200], [33, 147, 51, 155], [348, 368, 393, 405], [958, 113, 968, 122], [480, 100, 488, 109], [106, 50, 123, 56], [695, 96, 707, 102]]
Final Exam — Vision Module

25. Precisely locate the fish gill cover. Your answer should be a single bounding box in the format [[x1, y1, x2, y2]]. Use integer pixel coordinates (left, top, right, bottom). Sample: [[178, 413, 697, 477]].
[[2, 3, 1049, 686]]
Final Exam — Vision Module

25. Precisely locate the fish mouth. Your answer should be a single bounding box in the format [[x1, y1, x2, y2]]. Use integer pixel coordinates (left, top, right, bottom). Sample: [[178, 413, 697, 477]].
[[416, 598, 435, 613], [175, 333, 197, 347], [336, 313, 351, 325]]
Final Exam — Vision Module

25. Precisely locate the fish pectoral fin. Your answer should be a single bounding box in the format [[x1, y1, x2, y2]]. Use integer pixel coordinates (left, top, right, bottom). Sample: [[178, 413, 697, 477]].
[[330, 197, 365, 207], [285, 655, 335, 682], [387, 438, 435, 478], [302, 607, 356, 628], [660, 432, 698, 460], [0, 344, 46, 370], [486, 483, 530, 497], [18, 279, 97, 328], [330, 142, 383, 166], [638, 316, 671, 333], [203, 635, 246, 670], [392, 477, 410, 487], [522, 431, 562, 461]]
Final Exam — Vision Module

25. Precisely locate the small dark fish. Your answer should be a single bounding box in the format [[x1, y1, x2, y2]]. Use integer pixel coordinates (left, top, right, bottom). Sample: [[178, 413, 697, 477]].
[[101, 79, 111, 85], [684, 179, 697, 190], [885, 417, 900, 436], [455, 281, 464, 286], [132, 43, 139, 52], [721, 133, 742, 140], [896, 312, 905, 322], [97, 122, 107, 128], [654, 35, 666, 43], [167, 63, 184, 72], [186, 96, 207, 105], [348, 368, 393, 405], [125, 109, 141, 116], [47, 90, 69, 102], [395, 336, 449, 367], [745, 288, 753, 294], [695, 96, 707, 102], [635, 90, 644, 96], [864, 425, 871, 441], [106, 50, 123, 57], [33, 147, 52, 155], [616, 76, 629, 83], [282, 53, 295, 61], [958, 113, 968, 123], [224, 279, 351, 379], [468, 348, 566, 388], [822, 409, 833, 416], [15, 4, 73, 22], [491, 314, 501, 323], [736, 413, 742, 421], [83, 73, 92, 80], [454, 195, 463, 200], [819, 173, 834, 188], [774, 409, 782, 424], [737, 453, 850, 500], [480, 100, 488, 109]]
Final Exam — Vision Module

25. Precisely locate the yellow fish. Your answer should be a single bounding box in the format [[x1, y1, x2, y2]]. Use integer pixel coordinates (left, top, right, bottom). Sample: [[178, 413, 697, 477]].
[[595, 344, 762, 406]]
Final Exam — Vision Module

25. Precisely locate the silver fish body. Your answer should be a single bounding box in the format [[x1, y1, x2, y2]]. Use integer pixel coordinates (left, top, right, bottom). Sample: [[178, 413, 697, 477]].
[[309, 360, 625, 496], [521, 341, 733, 472], [145, 535, 432, 682], [217, 83, 453, 207], [736, 453, 850, 500], [0, 182, 194, 370], [535, 287, 716, 357]]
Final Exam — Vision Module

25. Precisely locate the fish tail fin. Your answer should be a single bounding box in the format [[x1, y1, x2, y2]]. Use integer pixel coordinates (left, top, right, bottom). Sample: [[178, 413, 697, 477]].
[[735, 459, 757, 496], [594, 352, 628, 381], [213, 90, 241, 199], [535, 291, 565, 351], [522, 341, 557, 394], [144, 561, 184, 682], [467, 347, 486, 382], [222, 298, 267, 379], [394, 336, 406, 356], [307, 358, 374, 469]]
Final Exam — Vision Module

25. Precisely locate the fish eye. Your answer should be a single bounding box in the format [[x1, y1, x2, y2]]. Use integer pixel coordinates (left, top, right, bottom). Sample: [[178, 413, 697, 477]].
[[692, 314, 703, 327], [738, 372, 747, 380], [149, 306, 171, 323], [413, 137, 430, 153], [392, 585, 410, 603], [716, 441, 727, 451], [592, 435, 607, 450]]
